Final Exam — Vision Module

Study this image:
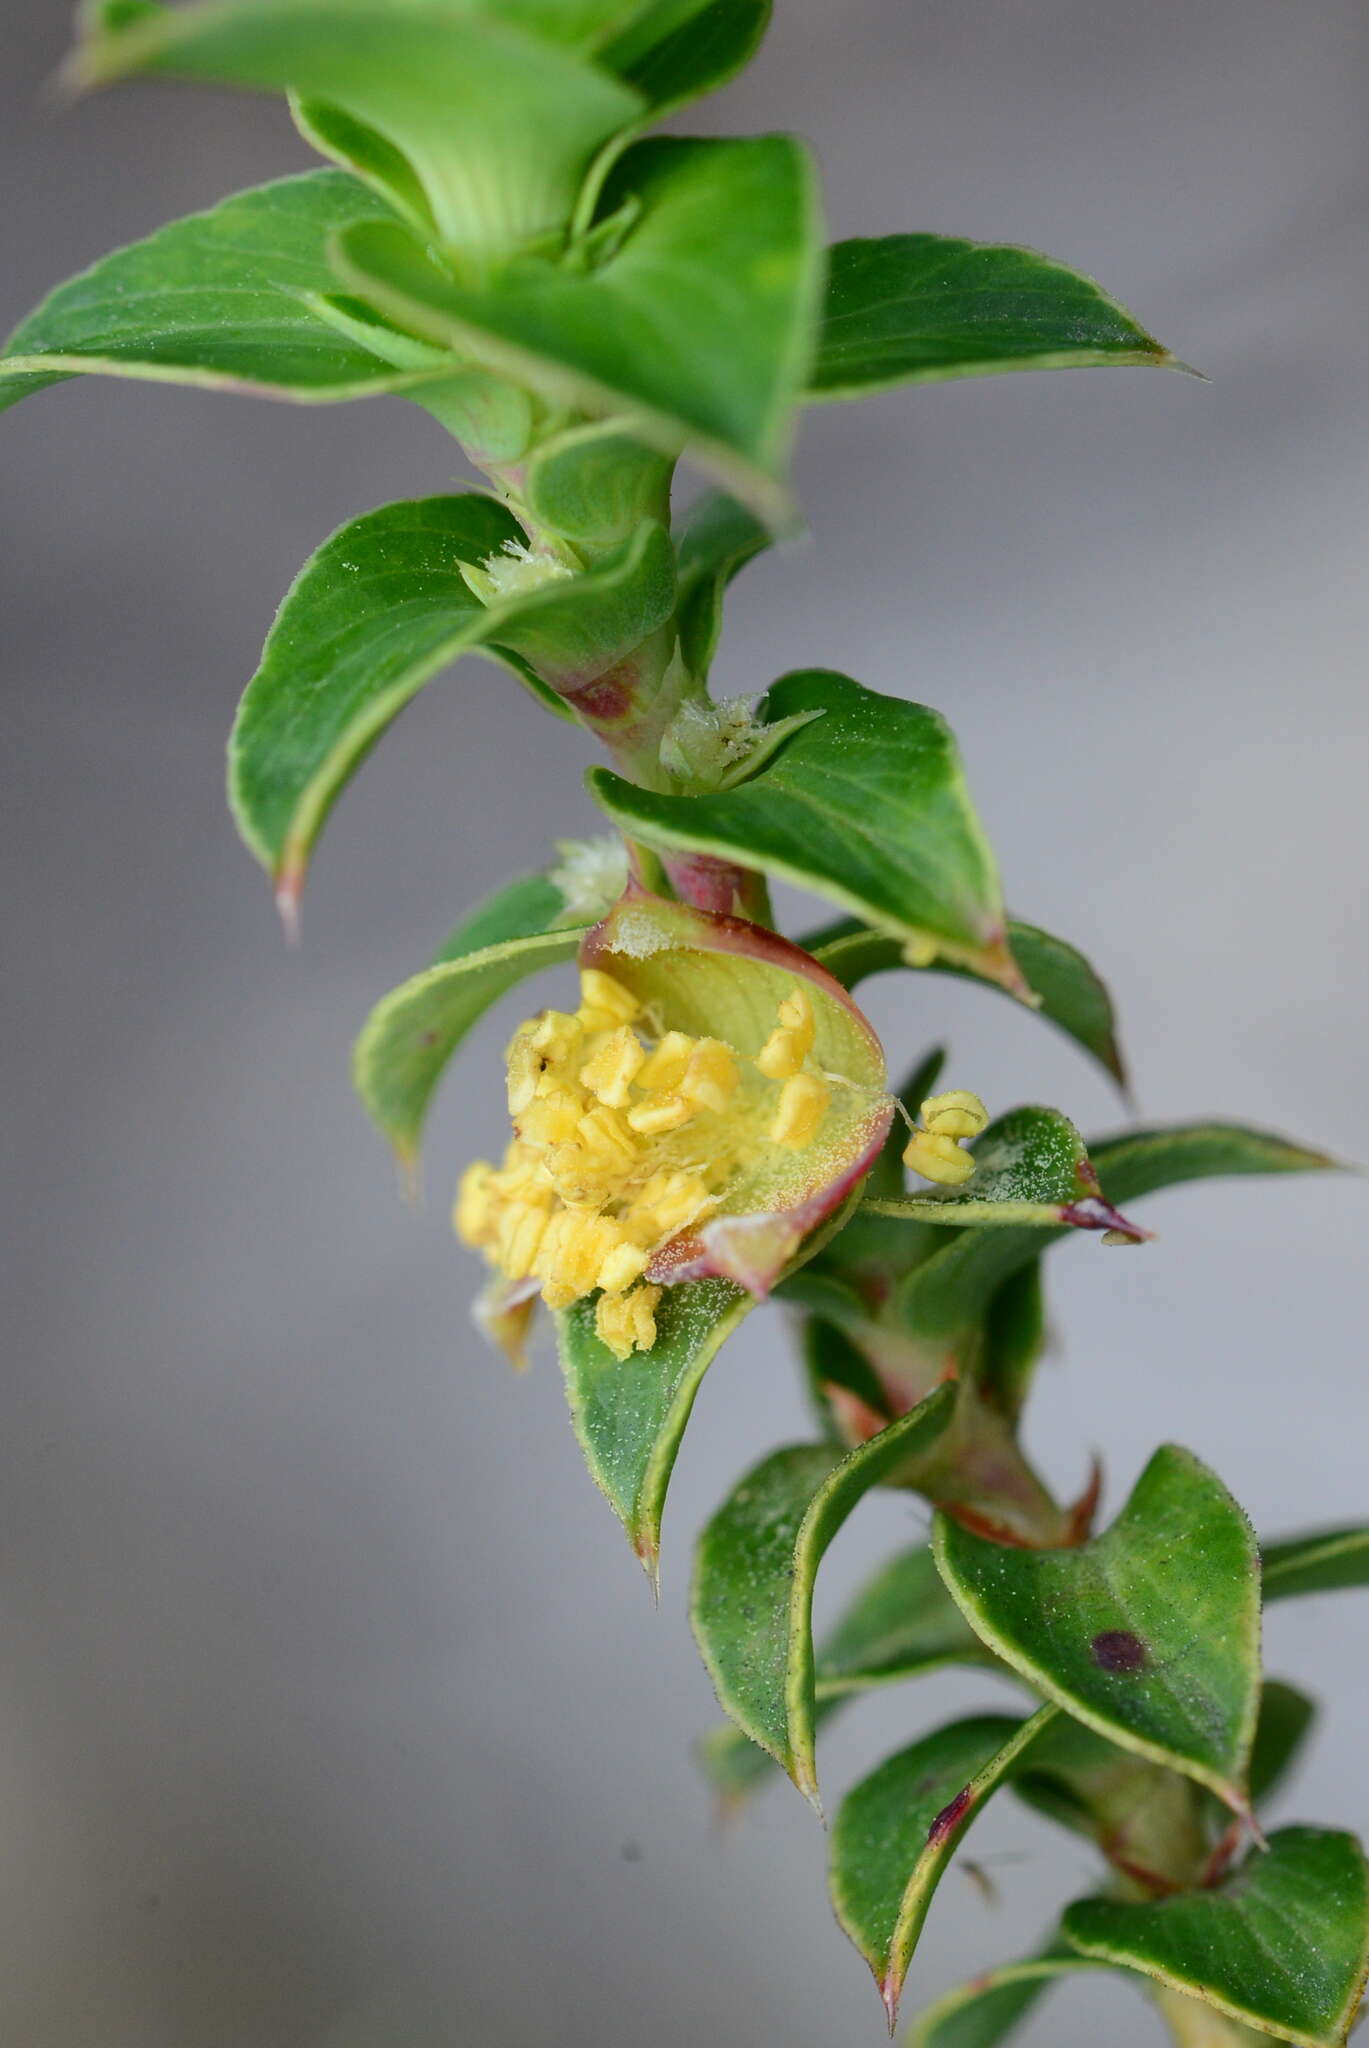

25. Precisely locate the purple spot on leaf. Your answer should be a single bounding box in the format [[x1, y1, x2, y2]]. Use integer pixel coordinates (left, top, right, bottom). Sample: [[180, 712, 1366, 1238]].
[[1091, 1628, 1148, 1674]]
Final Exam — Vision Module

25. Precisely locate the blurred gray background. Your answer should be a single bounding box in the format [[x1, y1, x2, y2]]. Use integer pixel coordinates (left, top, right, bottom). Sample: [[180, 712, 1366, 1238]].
[[3, 3, 1367, 2043]]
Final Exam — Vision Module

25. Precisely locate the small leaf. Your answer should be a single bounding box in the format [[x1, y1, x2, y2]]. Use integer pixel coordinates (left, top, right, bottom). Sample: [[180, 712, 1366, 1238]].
[[935, 1445, 1262, 1814], [865, 1104, 1145, 1232], [807, 915, 1126, 1088], [898, 1121, 1336, 1344], [560, 1276, 753, 1579], [1262, 1527, 1369, 1602], [1063, 1827, 1369, 2048], [0, 172, 434, 416], [332, 134, 822, 521], [829, 1706, 1059, 2027], [592, 669, 1020, 988], [674, 489, 773, 680], [809, 234, 1173, 399], [431, 872, 577, 965], [354, 917, 589, 1169], [909, 1944, 1103, 2048], [603, 0, 770, 114], [689, 1387, 956, 1806], [522, 419, 672, 553], [698, 1540, 989, 1810], [75, 1, 644, 258]]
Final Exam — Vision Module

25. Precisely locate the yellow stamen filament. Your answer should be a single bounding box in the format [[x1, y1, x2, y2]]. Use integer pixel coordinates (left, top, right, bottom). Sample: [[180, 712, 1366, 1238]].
[[457, 965, 862, 1361]]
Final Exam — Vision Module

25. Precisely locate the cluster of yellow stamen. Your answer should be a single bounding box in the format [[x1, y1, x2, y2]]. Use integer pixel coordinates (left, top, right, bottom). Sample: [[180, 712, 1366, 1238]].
[[455, 968, 836, 1361], [902, 1088, 989, 1186]]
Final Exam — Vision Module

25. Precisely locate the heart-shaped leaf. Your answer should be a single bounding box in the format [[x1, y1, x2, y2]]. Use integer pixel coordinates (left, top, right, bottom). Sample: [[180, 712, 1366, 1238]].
[[829, 1706, 1059, 2026], [689, 1386, 956, 1806], [935, 1445, 1262, 1814], [698, 1539, 991, 1809], [898, 1121, 1336, 1344], [1263, 1528, 1369, 1602], [1063, 1828, 1369, 2048], [75, 1, 645, 258], [559, 1275, 753, 1581], [0, 172, 433, 416], [864, 1105, 1146, 1234], [592, 669, 1020, 988], [228, 498, 676, 913], [809, 234, 1173, 398], [805, 915, 1126, 1089], [331, 134, 822, 521], [908, 1944, 1103, 2048]]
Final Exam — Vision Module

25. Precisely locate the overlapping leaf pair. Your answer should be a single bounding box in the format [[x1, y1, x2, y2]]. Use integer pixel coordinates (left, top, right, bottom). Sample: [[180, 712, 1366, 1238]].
[[8, 7, 1362, 2044]]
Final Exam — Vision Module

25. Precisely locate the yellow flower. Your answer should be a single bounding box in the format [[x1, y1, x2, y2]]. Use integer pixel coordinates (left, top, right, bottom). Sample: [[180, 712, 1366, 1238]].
[[456, 894, 893, 1362]]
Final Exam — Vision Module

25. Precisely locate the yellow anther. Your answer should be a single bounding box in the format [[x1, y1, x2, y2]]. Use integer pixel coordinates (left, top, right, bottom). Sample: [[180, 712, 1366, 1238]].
[[518, 1086, 584, 1148], [505, 1027, 543, 1115], [626, 1093, 694, 1136], [496, 1201, 548, 1279], [578, 1025, 646, 1108], [597, 1240, 650, 1295], [545, 1211, 620, 1300], [636, 1029, 695, 1091], [576, 1104, 638, 1165], [903, 1130, 976, 1186], [454, 1161, 499, 1246], [776, 983, 816, 1054], [770, 1071, 830, 1148], [629, 1168, 713, 1237], [577, 967, 640, 1030], [679, 1038, 740, 1113], [530, 1009, 582, 1077], [920, 1089, 989, 1140], [756, 1027, 805, 1080], [596, 1283, 662, 1361]]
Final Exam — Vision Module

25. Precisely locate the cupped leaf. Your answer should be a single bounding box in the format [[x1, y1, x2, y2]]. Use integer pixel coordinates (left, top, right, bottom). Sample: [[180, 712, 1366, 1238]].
[[897, 1120, 1336, 1345], [807, 915, 1126, 1088], [331, 134, 822, 521], [559, 1275, 753, 1580], [602, 0, 770, 114], [522, 419, 672, 553], [935, 1446, 1262, 1815], [1262, 1527, 1369, 1602], [0, 172, 436, 416], [354, 911, 591, 1169], [698, 1539, 990, 1810], [690, 1387, 956, 1807], [1011, 1713, 1209, 1888], [809, 234, 1173, 399], [829, 1706, 1059, 2027], [228, 498, 677, 911], [580, 891, 892, 1296], [592, 669, 1021, 988], [75, 1, 645, 258], [864, 1104, 1146, 1234], [909, 1944, 1103, 2048], [674, 489, 773, 680], [1063, 1828, 1369, 2048]]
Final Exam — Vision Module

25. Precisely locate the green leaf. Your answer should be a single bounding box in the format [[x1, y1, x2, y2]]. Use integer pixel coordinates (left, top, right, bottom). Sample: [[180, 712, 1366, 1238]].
[[75, 1, 645, 258], [592, 669, 1021, 988], [354, 892, 590, 1169], [909, 1945, 1103, 2048], [331, 135, 822, 522], [698, 1539, 989, 1810], [807, 915, 1126, 1088], [1245, 1680, 1317, 1810], [674, 489, 773, 680], [0, 172, 441, 416], [602, 0, 770, 113], [559, 1276, 753, 1581], [829, 1706, 1059, 2026], [1063, 1827, 1369, 2048], [980, 1258, 1047, 1424], [864, 1104, 1142, 1231], [522, 419, 672, 553], [227, 498, 676, 910], [689, 1387, 956, 1806], [1262, 1527, 1369, 1602], [809, 234, 1173, 399], [935, 1445, 1262, 1815], [897, 1120, 1336, 1344]]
